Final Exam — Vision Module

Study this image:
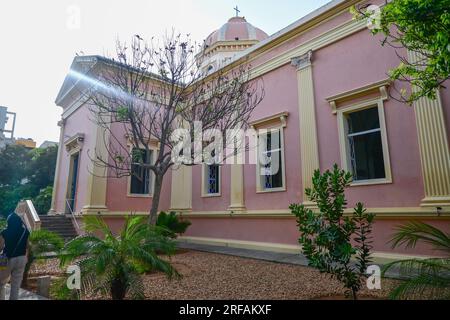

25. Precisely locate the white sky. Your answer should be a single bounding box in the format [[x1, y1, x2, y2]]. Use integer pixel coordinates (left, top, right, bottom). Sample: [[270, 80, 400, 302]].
[[0, 0, 330, 145]]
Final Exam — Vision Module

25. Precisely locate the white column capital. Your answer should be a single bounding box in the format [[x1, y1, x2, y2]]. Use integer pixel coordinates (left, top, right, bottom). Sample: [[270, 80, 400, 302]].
[[291, 50, 313, 71]]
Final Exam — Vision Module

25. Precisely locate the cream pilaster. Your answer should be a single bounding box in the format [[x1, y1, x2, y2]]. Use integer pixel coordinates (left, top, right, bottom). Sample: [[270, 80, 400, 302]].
[[49, 120, 65, 215], [409, 53, 450, 207], [291, 50, 320, 206], [229, 164, 246, 212], [170, 165, 192, 211], [81, 121, 109, 215]]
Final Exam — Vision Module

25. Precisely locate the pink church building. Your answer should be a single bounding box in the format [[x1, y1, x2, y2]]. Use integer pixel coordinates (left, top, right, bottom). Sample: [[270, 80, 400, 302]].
[[51, 0, 450, 262]]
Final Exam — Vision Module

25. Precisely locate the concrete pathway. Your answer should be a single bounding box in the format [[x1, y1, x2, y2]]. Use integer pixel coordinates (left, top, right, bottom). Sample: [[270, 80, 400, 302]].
[[178, 242, 402, 279], [3, 284, 47, 300]]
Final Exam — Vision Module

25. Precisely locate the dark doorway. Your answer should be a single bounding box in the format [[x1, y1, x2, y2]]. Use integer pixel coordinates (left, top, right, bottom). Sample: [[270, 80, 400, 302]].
[[66, 153, 79, 213]]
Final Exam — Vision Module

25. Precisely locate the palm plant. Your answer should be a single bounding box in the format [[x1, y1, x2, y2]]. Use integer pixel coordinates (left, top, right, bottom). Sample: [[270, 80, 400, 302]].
[[23, 229, 64, 286], [60, 215, 179, 300], [156, 211, 191, 238], [383, 221, 450, 299]]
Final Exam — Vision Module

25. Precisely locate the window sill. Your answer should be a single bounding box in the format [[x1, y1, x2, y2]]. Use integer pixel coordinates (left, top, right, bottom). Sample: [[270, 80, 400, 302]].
[[350, 178, 392, 187], [201, 193, 222, 198], [256, 187, 286, 194], [127, 194, 153, 198]]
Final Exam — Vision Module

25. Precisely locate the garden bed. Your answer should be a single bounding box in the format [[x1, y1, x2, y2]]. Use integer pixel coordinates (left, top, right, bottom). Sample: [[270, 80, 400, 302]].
[[28, 250, 398, 300]]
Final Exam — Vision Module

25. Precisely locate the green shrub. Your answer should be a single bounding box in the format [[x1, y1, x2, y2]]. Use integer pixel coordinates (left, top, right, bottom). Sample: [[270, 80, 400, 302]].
[[50, 276, 81, 300], [290, 164, 375, 300], [0, 217, 6, 232], [156, 211, 191, 238], [60, 215, 179, 300], [23, 230, 65, 286], [33, 186, 53, 215]]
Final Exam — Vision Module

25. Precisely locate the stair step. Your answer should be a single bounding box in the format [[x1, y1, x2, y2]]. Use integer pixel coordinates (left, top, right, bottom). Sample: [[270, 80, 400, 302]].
[[37, 215, 78, 241]]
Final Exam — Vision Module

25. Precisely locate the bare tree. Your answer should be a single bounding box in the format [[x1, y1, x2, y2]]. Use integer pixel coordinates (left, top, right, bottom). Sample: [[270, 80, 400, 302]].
[[83, 33, 264, 224]]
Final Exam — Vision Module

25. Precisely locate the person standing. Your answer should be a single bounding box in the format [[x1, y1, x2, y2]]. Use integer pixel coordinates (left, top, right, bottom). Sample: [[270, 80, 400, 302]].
[[0, 213, 30, 300]]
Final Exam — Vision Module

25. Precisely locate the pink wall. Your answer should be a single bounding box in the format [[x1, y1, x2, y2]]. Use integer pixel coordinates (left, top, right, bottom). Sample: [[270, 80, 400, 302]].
[[192, 164, 231, 212], [184, 217, 450, 256], [58, 0, 450, 258], [244, 64, 303, 210], [55, 105, 97, 213], [312, 29, 424, 208], [105, 122, 172, 214]]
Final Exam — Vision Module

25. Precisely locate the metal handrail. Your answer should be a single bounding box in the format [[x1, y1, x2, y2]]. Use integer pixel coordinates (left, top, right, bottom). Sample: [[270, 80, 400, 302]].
[[65, 199, 81, 231]]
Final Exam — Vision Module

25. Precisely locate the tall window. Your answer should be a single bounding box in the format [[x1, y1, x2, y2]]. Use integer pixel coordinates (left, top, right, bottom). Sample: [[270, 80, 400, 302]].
[[130, 148, 152, 195], [344, 106, 386, 181], [258, 129, 284, 191], [205, 165, 220, 195]]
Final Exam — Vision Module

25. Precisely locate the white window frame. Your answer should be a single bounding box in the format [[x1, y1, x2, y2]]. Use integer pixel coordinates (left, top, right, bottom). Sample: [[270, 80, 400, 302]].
[[201, 164, 222, 198], [337, 98, 392, 186], [127, 145, 157, 198], [256, 127, 287, 193]]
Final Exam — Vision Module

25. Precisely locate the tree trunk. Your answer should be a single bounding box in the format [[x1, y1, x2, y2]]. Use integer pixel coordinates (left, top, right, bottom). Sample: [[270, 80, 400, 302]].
[[351, 288, 358, 301], [148, 173, 164, 225], [110, 277, 127, 300]]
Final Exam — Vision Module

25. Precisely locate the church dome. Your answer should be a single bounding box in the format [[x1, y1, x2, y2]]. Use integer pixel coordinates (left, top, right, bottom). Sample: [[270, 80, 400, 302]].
[[204, 16, 268, 48]]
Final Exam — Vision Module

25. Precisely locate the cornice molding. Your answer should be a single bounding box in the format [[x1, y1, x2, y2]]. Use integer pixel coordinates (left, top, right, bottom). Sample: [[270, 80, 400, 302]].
[[326, 78, 391, 114]]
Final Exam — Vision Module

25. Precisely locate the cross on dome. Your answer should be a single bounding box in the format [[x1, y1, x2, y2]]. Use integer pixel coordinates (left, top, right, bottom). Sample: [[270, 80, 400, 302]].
[[233, 6, 240, 17]]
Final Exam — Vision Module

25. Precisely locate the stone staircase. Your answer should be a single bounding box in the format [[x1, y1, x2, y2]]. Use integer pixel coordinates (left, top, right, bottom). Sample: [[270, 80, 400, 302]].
[[39, 215, 78, 241]]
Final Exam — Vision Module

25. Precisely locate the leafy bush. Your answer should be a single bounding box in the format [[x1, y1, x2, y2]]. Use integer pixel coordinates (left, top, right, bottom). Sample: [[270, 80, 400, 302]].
[[352, 0, 450, 103], [60, 215, 179, 300], [23, 230, 65, 286], [33, 186, 53, 215], [0, 217, 6, 231], [290, 164, 375, 300], [156, 211, 191, 238], [50, 276, 81, 300], [383, 221, 450, 299], [0, 144, 57, 215], [0, 184, 38, 216]]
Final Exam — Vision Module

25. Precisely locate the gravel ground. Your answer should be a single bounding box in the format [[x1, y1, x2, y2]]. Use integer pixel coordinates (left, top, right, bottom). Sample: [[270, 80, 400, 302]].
[[29, 250, 398, 300]]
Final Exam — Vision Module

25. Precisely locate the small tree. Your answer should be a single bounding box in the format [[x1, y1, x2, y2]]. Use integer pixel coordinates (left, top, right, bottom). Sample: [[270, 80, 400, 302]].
[[290, 165, 375, 300], [352, 0, 450, 104], [84, 33, 263, 225], [156, 211, 191, 238], [60, 215, 179, 300], [32, 186, 53, 215]]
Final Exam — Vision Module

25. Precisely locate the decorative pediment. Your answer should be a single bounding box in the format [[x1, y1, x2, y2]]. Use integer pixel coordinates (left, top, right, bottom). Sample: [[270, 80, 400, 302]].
[[250, 112, 289, 130], [124, 134, 160, 149], [65, 133, 85, 155], [326, 79, 391, 114]]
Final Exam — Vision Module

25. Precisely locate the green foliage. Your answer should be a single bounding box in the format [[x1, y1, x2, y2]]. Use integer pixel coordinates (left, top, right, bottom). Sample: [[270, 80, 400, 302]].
[[383, 221, 450, 299], [32, 186, 53, 215], [290, 164, 375, 300], [50, 276, 81, 300], [23, 230, 65, 286], [156, 211, 191, 238], [0, 217, 6, 231], [0, 145, 57, 216], [353, 0, 450, 103], [0, 184, 38, 216], [0, 144, 32, 187], [60, 215, 179, 300], [116, 106, 129, 121], [28, 146, 58, 191]]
